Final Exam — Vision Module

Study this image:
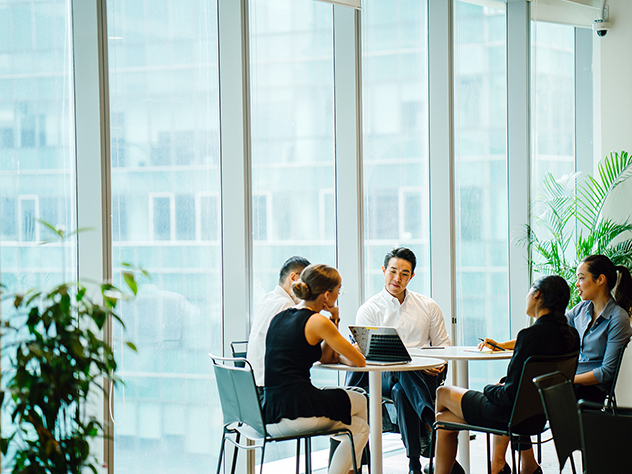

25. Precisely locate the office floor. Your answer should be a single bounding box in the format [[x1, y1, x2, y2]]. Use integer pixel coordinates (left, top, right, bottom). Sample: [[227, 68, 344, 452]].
[[260, 432, 582, 474]]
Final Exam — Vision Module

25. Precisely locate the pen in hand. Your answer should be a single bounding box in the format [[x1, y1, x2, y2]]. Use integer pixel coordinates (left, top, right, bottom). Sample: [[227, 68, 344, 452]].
[[478, 338, 506, 351]]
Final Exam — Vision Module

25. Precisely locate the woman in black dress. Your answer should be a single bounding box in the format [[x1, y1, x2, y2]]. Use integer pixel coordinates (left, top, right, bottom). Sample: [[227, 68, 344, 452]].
[[264, 263, 368, 474], [431, 275, 580, 474]]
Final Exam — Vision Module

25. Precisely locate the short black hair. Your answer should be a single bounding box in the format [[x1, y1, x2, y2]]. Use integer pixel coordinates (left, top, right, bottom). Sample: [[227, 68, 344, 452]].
[[383, 247, 416, 273], [279, 256, 311, 284]]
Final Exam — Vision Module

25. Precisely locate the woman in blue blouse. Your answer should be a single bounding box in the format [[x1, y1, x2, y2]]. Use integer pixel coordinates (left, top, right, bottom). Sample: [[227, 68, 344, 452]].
[[481, 255, 632, 474], [569, 254, 632, 402]]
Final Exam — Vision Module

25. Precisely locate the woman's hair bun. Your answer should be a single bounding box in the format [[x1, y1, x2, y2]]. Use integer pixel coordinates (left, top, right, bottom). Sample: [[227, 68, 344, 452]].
[[292, 280, 311, 300]]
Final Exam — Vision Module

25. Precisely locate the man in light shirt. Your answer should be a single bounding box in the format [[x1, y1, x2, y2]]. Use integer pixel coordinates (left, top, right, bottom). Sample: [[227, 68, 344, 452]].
[[355, 247, 452, 474], [247, 256, 310, 389]]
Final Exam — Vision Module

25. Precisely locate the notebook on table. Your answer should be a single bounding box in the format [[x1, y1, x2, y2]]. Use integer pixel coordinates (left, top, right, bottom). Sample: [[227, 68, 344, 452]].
[[349, 325, 412, 365]]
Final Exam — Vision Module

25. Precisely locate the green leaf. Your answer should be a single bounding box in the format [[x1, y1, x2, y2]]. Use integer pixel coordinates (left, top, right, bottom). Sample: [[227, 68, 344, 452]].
[[126, 341, 138, 351], [123, 271, 138, 295]]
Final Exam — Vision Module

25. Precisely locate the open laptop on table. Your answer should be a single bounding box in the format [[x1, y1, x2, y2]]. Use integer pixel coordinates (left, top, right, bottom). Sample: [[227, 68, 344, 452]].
[[349, 325, 412, 365]]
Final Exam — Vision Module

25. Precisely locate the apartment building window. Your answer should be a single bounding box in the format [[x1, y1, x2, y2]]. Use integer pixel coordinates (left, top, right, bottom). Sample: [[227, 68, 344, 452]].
[[197, 193, 219, 241]]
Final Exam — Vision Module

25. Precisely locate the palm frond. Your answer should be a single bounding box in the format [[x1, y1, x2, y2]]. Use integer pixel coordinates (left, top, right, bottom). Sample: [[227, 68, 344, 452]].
[[576, 151, 632, 230]]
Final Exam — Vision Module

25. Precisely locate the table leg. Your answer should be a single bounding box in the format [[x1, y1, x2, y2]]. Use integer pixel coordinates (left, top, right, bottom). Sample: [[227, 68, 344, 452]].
[[456, 360, 470, 474], [369, 371, 383, 474]]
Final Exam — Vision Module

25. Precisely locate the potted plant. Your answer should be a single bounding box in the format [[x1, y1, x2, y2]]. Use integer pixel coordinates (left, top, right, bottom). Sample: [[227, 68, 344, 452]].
[[522, 151, 632, 306], [0, 223, 143, 473]]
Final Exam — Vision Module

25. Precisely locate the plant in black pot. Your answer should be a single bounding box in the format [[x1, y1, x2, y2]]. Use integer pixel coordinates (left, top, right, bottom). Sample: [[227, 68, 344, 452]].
[[0, 222, 144, 473]]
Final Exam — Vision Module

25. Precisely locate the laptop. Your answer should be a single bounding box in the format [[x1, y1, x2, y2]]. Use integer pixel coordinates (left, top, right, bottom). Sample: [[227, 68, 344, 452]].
[[349, 325, 412, 365]]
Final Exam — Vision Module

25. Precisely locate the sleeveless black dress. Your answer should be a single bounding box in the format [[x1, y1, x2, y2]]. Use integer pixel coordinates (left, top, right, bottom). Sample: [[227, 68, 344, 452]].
[[263, 308, 351, 425]]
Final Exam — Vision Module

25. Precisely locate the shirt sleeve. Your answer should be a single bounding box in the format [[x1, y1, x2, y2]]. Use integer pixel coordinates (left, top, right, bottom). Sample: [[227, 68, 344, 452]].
[[483, 329, 530, 407], [566, 303, 581, 328], [428, 300, 451, 347], [593, 309, 632, 384], [356, 300, 379, 326]]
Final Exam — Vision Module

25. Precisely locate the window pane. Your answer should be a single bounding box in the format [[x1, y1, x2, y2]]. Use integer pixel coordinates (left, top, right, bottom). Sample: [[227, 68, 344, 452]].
[[0, 0, 77, 459], [362, 0, 430, 298], [249, 0, 336, 308], [249, 0, 336, 462], [107, 0, 222, 472], [0, 0, 76, 290], [531, 22, 575, 216], [454, 1, 509, 388]]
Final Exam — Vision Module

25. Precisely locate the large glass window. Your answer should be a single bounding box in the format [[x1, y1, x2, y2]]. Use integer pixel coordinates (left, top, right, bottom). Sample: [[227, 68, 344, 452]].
[[362, 0, 430, 297], [531, 22, 575, 206], [0, 0, 77, 462], [249, 0, 336, 303], [249, 0, 336, 463], [107, 1, 222, 472], [454, 1, 509, 385], [0, 0, 76, 290]]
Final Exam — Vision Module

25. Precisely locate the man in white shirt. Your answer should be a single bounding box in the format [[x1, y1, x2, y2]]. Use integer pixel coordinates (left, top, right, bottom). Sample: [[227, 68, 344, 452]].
[[247, 256, 310, 388], [355, 247, 452, 474]]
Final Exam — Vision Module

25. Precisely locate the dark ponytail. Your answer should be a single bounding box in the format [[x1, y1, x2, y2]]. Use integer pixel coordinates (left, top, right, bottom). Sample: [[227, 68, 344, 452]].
[[531, 275, 571, 319], [614, 265, 632, 316]]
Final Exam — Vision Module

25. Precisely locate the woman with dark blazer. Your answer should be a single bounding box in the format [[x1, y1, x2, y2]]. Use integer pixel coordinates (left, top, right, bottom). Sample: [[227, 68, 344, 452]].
[[432, 275, 580, 474]]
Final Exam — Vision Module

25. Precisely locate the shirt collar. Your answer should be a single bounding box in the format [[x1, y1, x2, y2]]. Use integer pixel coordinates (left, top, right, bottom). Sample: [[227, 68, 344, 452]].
[[380, 286, 408, 305], [582, 296, 616, 321], [273, 284, 294, 303]]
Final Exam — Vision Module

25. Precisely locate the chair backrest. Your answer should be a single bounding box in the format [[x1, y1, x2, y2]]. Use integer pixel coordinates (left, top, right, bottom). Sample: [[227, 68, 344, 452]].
[[508, 351, 578, 433], [210, 354, 267, 438], [230, 341, 249, 368], [579, 400, 632, 473], [533, 371, 581, 471], [606, 341, 628, 412]]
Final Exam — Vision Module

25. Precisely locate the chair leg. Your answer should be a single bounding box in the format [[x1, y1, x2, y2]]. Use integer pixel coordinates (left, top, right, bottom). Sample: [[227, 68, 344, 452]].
[[348, 432, 358, 474], [486, 433, 492, 474], [230, 432, 241, 474], [305, 437, 312, 474], [536, 433, 542, 464], [296, 439, 301, 474], [216, 433, 227, 474], [569, 455, 577, 474], [260, 443, 267, 474], [428, 425, 437, 474]]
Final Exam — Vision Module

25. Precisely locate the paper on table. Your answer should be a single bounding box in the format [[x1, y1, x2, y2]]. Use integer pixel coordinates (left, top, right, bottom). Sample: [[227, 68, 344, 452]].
[[463, 347, 512, 354]]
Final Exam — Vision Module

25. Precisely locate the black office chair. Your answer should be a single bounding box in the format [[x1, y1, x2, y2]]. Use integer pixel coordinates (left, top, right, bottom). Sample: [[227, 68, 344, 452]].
[[210, 354, 358, 474], [533, 371, 581, 474], [605, 341, 628, 414], [578, 399, 632, 473], [428, 352, 578, 474]]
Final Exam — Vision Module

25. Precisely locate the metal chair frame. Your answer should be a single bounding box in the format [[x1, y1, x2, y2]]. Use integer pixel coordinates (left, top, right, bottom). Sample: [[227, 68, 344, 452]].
[[605, 341, 628, 414], [533, 371, 580, 474], [210, 354, 358, 474]]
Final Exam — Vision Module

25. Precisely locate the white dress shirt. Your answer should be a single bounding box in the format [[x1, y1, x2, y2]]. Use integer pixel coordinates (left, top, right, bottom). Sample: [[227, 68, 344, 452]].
[[356, 287, 451, 348], [247, 285, 295, 386]]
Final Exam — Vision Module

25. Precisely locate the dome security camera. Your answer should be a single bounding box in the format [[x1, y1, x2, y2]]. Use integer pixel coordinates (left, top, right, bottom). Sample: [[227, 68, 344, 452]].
[[593, 19, 611, 37]]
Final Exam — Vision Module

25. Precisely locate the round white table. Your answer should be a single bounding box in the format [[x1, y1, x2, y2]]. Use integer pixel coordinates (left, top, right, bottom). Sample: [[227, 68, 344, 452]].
[[409, 346, 514, 473], [316, 356, 446, 474]]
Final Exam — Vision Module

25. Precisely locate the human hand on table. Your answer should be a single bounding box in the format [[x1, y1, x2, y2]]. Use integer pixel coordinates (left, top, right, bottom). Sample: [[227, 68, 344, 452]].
[[421, 363, 446, 376], [478, 337, 503, 351]]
